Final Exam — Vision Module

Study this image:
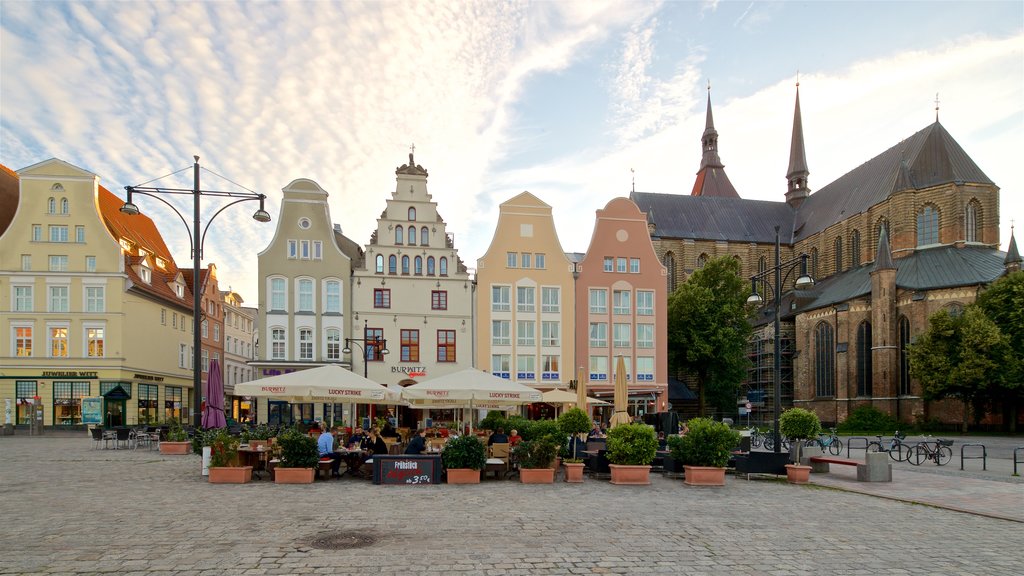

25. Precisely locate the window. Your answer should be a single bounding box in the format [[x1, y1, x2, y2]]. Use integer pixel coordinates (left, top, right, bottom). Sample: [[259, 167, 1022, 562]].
[[414, 256, 423, 275], [630, 258, 640, 273], [427, 256, 435, 275], [85, 256, 96, 272], [175, 283, 184, 298], [834, 237, 843, 273], [213, 324, 220, 342], [32, 224, 42, 242], [137, 383, 158, 424], [313, 241, 323, 260], [856, 321, 872, 397], [616, 257, 627, 273], [298, 279, 313, 312], [389, 255, 397, 274], [14, 286, 33, 312], [172, 313, 177, 329], [325, 281, 341, 313], [516, 320, 535, 346], [420, 227, 429, 246], [401, 330, 419, 362], [287, 240, 297, 259], [21, 254, 31, 271], [165, 386, 183, 423], [60, 197, 69, 214], [541, 321, 559, 347], [516, 354, 535, 379], [161, 309, 166, 325], [541, 355, 560, 380], [298, 217, 311, 229], [299, 329, 313, 360], [408, 207, 416, 221], [613, 323, 631, 348], [47, 197, 56, 214], [521, 253, 532, 268], [439, 257, 448, 276], [365, 327, 385, 361], [814, 322, 835, 397], [201, 320, 208, 338], [140, 266, 151, 283], [589, 355, 609, 381], [49, 255, 68, 272], [16, 381, 37, 424], [615, 357, 632, 382], [49, 225, 68, 242], [408, 228, 416, 246], [541, 287, 559, 313], [395, 225, 404, 244], [437, 330, 455, 362], [270, 278, 286, 310], [965, 201, 978, 242], [86, 327, 104, 357], [300, 240, 310, 259], [507, 252, 517, 268], [49, 325, 68, 357], [603, 257, 613, 272], [85, 286, 104, 312], [898, 316, 911, 395], [636, 356, 654, 381], [374, 288, 391, 308], [375, 254, 385, 274], [202, 349, 209, 372], [917, 205, 939, 246], [589, 289, 607, 314], [492, 286, 510, 312], [178, 343, 188, 368], [431, 290, 447, 310], [271, 328, 286, 360], [636, 324, 654, 348], [696, 253, 707, 269], [535, 253, 546, 269], [613, 290, 631, 315], [517, 286, 535, 313], [491, 354, 511, 378], [52, 381, 89, 426], [636, 291, 654, 315], [851, 230, 861, 267], [589, 322, 608, 347], [49, 286, 69, 312], [492, 320, 510, 346], [14, 326, 32, 357], [75, 226, 85, 243]]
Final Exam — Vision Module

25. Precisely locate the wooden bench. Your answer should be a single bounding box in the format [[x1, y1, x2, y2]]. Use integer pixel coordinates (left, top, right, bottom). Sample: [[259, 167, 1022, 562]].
[[808, 456, 858, 473]]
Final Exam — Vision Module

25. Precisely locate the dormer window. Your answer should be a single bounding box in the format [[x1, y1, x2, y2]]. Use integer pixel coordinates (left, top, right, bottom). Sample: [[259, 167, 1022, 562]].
[[156, 257, 166, 269], [138, 248, 148, 259], [175, 284, 185, 298], [119, 239, 132, 253], [140, 265, 152, 284]]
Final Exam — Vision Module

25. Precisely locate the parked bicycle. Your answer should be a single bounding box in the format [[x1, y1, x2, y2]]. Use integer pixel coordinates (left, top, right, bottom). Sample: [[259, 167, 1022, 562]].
[[908, 437, 953, 466], [807, 427, 843, 455], [744, 427, 765, 448], [762, 432, 790, 451], [867, 430, 912, 462]]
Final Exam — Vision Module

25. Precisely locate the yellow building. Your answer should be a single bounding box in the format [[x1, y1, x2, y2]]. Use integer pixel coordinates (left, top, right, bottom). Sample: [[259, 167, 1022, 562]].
[[0, 159, 193, 429]]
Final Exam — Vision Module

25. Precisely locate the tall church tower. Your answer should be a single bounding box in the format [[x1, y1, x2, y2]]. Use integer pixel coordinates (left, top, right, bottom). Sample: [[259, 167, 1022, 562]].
[[870, 225, 898, 408], [785, 83, 811, 208], [691, 86, 739, 198]]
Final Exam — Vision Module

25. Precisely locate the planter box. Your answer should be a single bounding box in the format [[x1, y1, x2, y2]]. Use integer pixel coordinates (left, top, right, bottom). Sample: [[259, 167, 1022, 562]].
[[519, 468, 555, 484], [785, 464, 812, 484], [683, 465, 726, 486], [159, 441, 191, 455], [208, 466, 252, 484], [609, 464, 651, 485], [564, 462, 585, 483], [274, 467, 315, 484], [446, 468, 481, 484]]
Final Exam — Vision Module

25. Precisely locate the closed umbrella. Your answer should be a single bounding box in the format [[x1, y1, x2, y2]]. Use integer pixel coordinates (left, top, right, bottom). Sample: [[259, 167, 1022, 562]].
[[202, 359, 226, 429], [575, 366, 587, 413], [609, 355, 631, 427]]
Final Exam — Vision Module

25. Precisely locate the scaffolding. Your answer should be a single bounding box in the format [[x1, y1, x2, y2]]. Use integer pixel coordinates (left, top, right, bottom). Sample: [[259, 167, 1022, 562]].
[[744, 322, 795, 426]]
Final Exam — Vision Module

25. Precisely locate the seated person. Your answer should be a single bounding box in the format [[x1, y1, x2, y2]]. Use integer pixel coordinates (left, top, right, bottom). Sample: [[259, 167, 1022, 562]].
[[347, 426, 369, 450], [366, 428, 388, 456], [439, 427, 450, 438], [508, 429, 523, 447], [405, 429, 427, 455], [657, 431, 667, 450], [316, 430, 342, 478], [587, 423, 605, 440], [487, 427, 509, 446]]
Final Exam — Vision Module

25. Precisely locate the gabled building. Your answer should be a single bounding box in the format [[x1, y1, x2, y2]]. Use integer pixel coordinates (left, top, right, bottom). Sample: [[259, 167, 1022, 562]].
[[182, 263, 223, 407], [221, 288, 256, 422]]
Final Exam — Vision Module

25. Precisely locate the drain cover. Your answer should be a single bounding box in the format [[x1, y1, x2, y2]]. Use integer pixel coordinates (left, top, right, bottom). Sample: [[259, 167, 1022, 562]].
[[305, 530, 377, 550]]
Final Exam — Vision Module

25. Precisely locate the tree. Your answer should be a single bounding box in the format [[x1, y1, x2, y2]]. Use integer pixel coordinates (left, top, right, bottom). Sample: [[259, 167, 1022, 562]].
[[975, 270, 1024, 431], [908, 306, 1009, 432], [667, 256, 752, 416]]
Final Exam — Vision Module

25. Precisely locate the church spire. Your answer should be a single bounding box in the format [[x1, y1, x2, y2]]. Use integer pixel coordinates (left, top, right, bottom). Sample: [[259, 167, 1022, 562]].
[[785, 81, 810, 208], [1005, 225, 1021, 273], [691, 83, 739, 197], [872, 224, 896, 271]]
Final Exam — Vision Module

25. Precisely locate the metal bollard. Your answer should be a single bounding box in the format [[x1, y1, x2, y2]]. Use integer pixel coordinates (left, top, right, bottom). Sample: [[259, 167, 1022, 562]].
[[960, 443, 986, 471]]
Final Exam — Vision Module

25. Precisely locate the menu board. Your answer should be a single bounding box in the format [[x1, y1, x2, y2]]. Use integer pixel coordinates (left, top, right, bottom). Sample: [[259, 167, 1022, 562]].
[[372, 455, 442, 485], [81, 397, 103, 425]]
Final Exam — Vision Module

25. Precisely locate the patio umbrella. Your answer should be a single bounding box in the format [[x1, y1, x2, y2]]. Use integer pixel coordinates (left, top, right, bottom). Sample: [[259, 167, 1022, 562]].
[[202, 359, 227, 429], [609, 355, 631, 427], [401, 368, 542, 431], [234, 364, 388, 404], [576, 366, 587, 413]]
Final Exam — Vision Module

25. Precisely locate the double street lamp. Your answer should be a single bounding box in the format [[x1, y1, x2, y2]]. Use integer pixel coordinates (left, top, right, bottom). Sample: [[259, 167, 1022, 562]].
[[120, 156, 270, 429], [746, 225, 814, 453], [342, 319, 390, 378]]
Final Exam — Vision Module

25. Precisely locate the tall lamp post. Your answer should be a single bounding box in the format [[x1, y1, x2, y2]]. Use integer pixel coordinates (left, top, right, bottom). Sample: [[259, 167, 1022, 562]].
[[342, 319, 389, 426], [746, 225, 814, 452], [120, 156, 271, 429]]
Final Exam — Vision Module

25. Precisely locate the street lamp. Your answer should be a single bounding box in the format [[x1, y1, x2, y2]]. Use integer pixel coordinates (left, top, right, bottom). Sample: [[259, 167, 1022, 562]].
[[746, 225, 814, 453], [342, 319, 390, 378], [120, 155, 270, 429]]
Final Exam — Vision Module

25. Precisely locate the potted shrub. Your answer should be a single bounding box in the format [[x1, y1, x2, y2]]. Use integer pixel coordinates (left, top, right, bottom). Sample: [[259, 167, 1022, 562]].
[[274, 428, 319, 484], [441, 435, 486, 484], [678, 417, 741, 486], [208, 429, 251, 484], [605, 423, 658, 485], [558, 408, 592, 483], [159, 421, 191, 455], [479, 410, 506, 434], [247, 424, 275, 450], [779, 408, 821, 484], [513, 439, 558, 484]]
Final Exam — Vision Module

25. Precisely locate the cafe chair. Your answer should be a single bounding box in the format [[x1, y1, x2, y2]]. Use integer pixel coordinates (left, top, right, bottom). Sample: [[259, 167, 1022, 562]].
[[487, 443, 510, 479], [114, 427, 132, 450], [89, 426, 105, 449]]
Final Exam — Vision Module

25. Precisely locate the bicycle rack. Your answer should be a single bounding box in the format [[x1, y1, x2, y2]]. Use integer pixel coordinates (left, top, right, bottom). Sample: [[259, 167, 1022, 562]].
[[846, 436, 869, 458], [1014, 447, 1024, 476], [960, 443, 986, 471]]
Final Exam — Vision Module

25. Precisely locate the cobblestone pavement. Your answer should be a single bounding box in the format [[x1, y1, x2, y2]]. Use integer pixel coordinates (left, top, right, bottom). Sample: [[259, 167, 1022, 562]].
[[1, 435, 1022, 576]]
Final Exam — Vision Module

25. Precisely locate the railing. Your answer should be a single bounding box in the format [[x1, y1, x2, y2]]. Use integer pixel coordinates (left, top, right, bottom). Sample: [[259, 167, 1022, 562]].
[[960, 443, 986, 471]]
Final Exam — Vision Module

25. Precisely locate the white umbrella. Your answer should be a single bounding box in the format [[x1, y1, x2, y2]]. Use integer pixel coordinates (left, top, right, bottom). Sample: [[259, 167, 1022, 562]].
[[401, 369, 542, 431], [234, 364, 388, 404]]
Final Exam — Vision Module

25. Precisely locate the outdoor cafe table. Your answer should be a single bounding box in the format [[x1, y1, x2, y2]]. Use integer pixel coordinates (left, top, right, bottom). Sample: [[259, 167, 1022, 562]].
[[237, 445, 271, 479]]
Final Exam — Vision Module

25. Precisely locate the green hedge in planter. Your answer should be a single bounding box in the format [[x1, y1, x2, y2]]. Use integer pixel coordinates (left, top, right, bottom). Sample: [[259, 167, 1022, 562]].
[[605, 423, 658, 466], [209, 429, 240, 468], [779, 408, 821, 463], [441, 435, 487, 470], [558, 408, 592, 459], [277, 429, 320, 469], [676, 418, 740, 468], [513, 439, 558, 469]]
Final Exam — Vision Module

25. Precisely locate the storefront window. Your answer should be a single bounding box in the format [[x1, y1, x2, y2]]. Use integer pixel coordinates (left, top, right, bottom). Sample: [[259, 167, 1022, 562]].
[[53, 381, 90, 426], [165, 386, 183, 423], [15, 381, 36, 425], [138, 384, 159, 424]]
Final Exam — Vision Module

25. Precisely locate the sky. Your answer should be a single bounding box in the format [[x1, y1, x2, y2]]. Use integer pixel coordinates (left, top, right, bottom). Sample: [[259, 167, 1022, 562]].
[[2, 1, 1022, 301]]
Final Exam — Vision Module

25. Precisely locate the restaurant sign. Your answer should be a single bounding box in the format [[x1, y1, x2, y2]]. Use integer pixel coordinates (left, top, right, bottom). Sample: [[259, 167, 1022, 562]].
[[372, 455, 442, 485]]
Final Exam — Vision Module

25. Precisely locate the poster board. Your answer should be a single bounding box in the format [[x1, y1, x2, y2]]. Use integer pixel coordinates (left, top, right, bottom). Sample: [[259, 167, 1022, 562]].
[[372, 455, 442, 485], [81, 397, 103, 426]]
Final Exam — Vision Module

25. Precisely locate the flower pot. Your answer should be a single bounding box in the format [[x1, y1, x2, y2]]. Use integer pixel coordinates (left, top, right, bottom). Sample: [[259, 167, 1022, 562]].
[[785, 463, 812, 484], [159, 441, 191, 455], [446, 468, 481, 484], [208, 466, 252, 484], [274, 467, 315, 484], [564, 462, 585, 483], [683, 465, 726, 486], [609, 464, 651, 485], [519, 468, 555, 484]]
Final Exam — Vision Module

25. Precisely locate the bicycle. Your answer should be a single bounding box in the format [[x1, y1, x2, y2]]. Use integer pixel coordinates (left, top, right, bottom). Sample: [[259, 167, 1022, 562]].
[[908, 437, 953, 466], [808, 427, 843, 455], [867, 430, 912, 462], [762, 432, 790, 451], [744, 427, 765, 448]]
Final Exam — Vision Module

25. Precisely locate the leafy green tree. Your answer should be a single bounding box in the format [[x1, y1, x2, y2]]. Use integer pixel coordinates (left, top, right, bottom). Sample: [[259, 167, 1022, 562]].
[[909, 306, 1009, 432], [975, 271, 1024, 431], [667, 256, 752, 416]]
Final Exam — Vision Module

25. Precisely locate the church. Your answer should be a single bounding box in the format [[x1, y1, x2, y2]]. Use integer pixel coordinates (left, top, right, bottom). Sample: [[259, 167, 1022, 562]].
[[631, 86, 1020, 428]]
